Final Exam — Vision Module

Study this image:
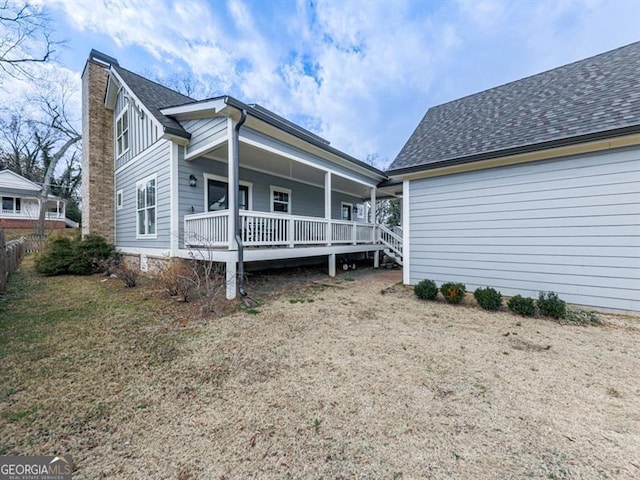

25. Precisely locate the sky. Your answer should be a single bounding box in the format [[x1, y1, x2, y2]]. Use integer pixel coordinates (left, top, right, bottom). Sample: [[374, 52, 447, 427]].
[[4, 0, 640, 169]]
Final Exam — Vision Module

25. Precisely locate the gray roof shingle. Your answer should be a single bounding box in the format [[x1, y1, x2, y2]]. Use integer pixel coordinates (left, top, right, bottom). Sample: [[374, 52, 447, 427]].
[[388, 42, 640, 173], [113, 65, 195, 138]]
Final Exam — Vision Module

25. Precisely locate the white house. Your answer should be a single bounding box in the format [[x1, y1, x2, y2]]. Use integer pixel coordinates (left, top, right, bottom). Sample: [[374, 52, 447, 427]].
[[0, 170, 68, 230]]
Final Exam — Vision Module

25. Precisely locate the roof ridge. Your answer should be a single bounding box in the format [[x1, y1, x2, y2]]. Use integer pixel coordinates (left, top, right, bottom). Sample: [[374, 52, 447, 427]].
[[113, 64, 195, 103]]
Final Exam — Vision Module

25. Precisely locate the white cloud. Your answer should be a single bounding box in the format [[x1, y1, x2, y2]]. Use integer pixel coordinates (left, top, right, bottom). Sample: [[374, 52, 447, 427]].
[[33, 0, 640, 168]]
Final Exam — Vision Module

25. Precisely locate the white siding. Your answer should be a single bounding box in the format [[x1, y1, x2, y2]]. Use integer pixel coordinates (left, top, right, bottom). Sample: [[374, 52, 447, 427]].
[[408, 146, 640, 311]]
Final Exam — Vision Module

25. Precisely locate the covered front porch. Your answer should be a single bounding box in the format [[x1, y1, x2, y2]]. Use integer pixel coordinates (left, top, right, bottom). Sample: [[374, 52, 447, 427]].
[[168, 101, 402, 298]]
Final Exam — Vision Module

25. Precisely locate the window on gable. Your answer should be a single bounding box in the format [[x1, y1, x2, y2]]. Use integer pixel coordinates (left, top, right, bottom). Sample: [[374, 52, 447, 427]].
[[136, 176, 156, 237], [116, 109, 129, 157], [270, 187, 291, 213]]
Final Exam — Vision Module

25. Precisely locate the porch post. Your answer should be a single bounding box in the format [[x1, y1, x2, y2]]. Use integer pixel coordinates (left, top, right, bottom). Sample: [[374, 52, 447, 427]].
[[225, 260, 237, 299], [227, 117, 238, 251], [325, 172, 332, 246], [328, 253, 336, 277], [370, 186, 377, 242]]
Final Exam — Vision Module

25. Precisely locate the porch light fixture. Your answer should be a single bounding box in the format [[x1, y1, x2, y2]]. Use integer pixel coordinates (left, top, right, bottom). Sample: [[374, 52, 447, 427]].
[[189, 174, 197, 187]]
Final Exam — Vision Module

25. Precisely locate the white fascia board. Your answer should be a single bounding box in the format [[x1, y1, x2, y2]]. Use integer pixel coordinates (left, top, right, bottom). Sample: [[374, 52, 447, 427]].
[[240, 135, 377, 189], [109, 68, 165, 134], [104, 75, 119, 109], [243, 116, 385, 183], [184, 135, 228, 161], [160, 98, 228, 119]]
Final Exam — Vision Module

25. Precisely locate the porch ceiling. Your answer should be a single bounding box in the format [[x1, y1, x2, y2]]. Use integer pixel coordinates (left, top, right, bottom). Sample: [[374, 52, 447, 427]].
[[204, 143, 374, 198]]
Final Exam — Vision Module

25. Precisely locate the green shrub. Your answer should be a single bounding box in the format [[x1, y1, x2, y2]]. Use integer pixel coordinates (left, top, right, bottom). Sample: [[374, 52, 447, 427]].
[[34, 235, 75, 275], [414, 279, 438, 300], [35, 234, 114, 276], [537, 291, 567, 319], [507, 295, 536, 316], [68, 235, 115, 275], [440, 282, 466, 304], [474, 287, 503, 311]]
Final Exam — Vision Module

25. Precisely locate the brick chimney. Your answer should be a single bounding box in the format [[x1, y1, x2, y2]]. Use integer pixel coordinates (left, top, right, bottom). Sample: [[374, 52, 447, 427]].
[[81, 51, 117, 242]]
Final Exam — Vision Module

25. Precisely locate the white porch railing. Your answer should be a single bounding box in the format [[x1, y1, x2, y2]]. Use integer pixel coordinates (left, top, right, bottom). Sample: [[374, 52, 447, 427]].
[[184, 210, 229, 247], [0, 210, 65, 220], [184, 210, 378, 248], [378, 225, 403, 264]]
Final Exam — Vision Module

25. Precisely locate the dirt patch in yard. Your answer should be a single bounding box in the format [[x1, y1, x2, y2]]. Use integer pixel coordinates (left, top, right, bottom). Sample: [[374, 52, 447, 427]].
[[1, 260, 639, 479]]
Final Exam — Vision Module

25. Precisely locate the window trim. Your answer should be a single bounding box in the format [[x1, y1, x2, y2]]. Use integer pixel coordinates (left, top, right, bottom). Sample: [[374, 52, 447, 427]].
[[341, 202, 354, 221], [115, 107, 130, 158], [2, 196, 21, 213], [203, 173, 253, 212], [116, 189, 123, 210], [136, 174, 157, 239], [270, 186, 292, 214]]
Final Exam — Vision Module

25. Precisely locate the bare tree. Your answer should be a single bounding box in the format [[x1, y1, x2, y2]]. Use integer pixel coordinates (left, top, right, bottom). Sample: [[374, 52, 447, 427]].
[[0, 1, 58, 80], [0, 74, 81, 235], [33, 82, 81, 235]]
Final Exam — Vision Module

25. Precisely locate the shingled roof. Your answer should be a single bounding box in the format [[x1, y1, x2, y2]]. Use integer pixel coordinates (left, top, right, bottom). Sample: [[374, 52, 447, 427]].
[[388, 42, 640, 174], [112, 65, 195, 139]]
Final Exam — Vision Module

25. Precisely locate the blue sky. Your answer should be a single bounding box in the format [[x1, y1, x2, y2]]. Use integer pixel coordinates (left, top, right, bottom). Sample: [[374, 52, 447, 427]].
[[17, 0, 640, 168]]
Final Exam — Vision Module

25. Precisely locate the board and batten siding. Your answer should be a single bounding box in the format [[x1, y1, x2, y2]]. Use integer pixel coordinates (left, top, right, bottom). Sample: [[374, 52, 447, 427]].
[[114, 88, 160, 169], [115, 140, 172, 249], [182, 118, 228, 157], [408, 146, 640, 311]]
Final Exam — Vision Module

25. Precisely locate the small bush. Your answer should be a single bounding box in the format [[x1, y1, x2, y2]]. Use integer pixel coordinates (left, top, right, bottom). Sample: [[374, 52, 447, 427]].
[[414, 279, 438, 300], [35, 234, 115, 276], [116, 260, 138, 288], [440, 282, 466, 304], [159, 259, 195, 302], [507, 295, 536, 316], [474, 287, 503, 311], [34, 235, 75, 275], [537, 291, 566, 319]]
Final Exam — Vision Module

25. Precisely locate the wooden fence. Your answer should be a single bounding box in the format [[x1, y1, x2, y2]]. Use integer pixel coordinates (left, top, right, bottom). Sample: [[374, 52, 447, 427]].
[[0, 230, 27, 293]]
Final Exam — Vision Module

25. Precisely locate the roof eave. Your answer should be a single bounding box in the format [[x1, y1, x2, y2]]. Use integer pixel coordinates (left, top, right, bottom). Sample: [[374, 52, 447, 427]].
[[387, 124, 640, 176]]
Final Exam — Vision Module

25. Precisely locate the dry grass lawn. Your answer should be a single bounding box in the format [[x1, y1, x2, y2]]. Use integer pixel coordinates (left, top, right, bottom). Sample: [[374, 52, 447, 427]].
[[1, 258, 639, 479]]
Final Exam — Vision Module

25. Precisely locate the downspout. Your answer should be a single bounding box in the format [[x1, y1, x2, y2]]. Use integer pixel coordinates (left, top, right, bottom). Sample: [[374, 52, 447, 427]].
[[233, 109, 248, 297]]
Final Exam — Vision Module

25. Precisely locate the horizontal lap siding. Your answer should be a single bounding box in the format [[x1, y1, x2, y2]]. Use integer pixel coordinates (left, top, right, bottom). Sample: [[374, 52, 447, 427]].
[[409, 147, 640, 311], [183, 118, 227, 156], [178, 157, 368, 247], [115, 140, 171, 248]]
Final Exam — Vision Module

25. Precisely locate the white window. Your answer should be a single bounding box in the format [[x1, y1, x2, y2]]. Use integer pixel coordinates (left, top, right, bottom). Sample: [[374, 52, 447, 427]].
[[270, 186, 291, 213], [204, 173, 252, 212], [136, 175, 156, 237], [116, 189, 123, 210], [341, 202, 353, 221], [2, 196, 21, 213], [116, 109, 129, 157]]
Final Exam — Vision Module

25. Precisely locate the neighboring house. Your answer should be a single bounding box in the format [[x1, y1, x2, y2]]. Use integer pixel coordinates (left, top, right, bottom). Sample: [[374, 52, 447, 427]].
[[81, 50, 402, 299], [0, 170, 70, 230], [387, 42, 640, 311]]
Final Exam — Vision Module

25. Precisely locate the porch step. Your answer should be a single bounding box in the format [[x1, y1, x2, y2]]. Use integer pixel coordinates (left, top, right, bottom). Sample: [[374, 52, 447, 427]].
[[383, 248, 403, 266]]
